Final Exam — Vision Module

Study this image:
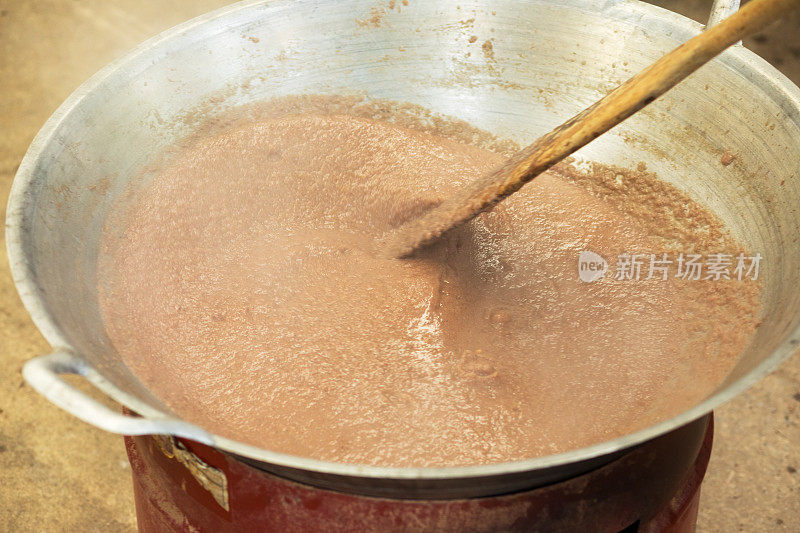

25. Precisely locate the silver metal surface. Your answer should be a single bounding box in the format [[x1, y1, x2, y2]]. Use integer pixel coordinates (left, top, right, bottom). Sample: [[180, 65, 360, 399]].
[[22, 351, 214, 443], [708, 0, 742, 28], [8, 0, 800, 498]]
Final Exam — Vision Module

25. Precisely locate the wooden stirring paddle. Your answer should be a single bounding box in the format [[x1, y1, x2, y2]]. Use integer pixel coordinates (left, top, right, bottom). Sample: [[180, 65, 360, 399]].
[[385, 0, 799, 258]]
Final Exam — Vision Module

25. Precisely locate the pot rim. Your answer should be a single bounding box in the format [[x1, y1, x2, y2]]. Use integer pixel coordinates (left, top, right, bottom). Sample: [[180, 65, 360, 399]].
[[7, 0, 800, 481]]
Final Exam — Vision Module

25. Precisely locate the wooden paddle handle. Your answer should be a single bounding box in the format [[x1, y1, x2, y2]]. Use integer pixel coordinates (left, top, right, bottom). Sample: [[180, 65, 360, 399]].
[[387, 0, 799, 257]]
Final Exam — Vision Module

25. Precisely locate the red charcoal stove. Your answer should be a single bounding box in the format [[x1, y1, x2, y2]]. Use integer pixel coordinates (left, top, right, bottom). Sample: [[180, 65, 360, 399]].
[[124, 413, 713, 532]]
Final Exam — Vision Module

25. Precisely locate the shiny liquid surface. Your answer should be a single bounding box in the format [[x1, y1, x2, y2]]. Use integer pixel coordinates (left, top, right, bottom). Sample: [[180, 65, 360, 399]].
[[98, 113, 759, 467]]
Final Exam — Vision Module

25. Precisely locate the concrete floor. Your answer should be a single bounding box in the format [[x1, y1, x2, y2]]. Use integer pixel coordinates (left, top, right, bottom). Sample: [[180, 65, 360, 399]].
[[0, 1, 797, 531]]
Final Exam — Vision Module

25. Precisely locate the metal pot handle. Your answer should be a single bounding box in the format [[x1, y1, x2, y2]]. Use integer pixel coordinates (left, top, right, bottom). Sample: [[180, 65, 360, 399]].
[[708, 0, 742, 29], [23, 350, 213, 444]]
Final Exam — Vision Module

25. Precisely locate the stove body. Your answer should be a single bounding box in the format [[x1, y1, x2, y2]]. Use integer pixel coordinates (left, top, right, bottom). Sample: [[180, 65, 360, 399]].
[[125, 415, 712, 532]]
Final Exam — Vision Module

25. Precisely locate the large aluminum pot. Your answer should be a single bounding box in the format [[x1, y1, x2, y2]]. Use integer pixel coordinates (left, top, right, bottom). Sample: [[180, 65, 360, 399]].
[[8, 0, 800, 499]]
